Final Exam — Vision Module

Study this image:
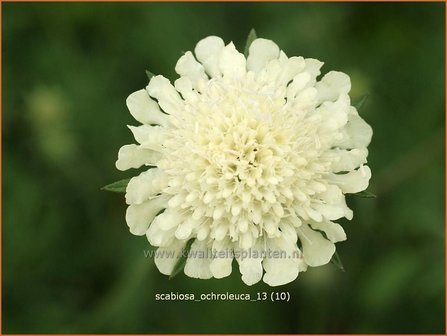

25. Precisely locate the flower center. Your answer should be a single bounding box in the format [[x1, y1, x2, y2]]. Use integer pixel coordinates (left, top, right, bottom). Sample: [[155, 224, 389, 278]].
[[159, 79, 324, 246]]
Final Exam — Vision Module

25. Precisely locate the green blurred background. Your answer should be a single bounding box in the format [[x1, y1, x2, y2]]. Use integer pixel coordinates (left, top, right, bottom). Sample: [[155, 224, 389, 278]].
[[3, 2, 445, 334]]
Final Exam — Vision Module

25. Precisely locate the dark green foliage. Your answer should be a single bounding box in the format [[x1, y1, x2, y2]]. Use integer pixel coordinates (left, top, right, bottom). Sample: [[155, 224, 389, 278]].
[[244, 28, 257, 57], [101, 178, 131, 193], [169, 239, 195, 280], [3, 2, 445, 334]]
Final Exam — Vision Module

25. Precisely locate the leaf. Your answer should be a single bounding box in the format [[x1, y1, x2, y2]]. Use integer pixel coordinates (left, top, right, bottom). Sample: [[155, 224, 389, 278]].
[[330, 250, 345, 272], [352, 190, 377, 198], [244, 28, 257, 58], [145, 70, 155, 81], [101, 178, 131, 193], [353, 94, 369, 110], [169, 238, 195, 280]]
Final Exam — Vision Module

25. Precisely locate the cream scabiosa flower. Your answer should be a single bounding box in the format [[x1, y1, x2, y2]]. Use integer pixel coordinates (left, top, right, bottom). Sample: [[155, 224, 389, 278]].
[[116, 36, 372, 286]]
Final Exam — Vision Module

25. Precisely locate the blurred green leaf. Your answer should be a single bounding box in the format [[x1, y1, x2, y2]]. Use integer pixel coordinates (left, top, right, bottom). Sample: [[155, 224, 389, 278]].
[[330, 250, 345, 272], [3, 3, 445, 334], [101, 178, 131, 193], [353, 94, 369, 110], [146, 70, 155, 81], [169, 238, 195, 279], [244, 28, 257, 58], [352, 190, 377, 198]]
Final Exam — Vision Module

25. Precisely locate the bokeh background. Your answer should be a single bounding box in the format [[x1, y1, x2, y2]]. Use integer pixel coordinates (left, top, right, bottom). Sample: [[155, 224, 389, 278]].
[[3, 2, 445, 334]]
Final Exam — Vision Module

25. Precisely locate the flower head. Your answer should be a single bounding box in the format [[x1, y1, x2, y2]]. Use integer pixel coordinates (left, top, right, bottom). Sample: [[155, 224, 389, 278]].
[[116, 36, 372, 286]]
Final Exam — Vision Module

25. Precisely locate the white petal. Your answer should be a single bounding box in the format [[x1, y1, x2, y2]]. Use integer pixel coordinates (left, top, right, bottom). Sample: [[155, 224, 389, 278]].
[[346, 111, 373, 148], [256, 59, 282, 86], [154, 239, 186, 275], [278, 50, 288, 61], [219, 42, 246, 79], [335, 109, 373, 149], [146, 75, 183, 115], [125, 195, 168, 236], [316, 71, 351, 102], [314, 202, 352, 221], [239, 232, 256, 249], [327, 148, 368, 172], [125, 168, 167, 205], [127, 125, 165, 152], [317, 184, 344, 203], [146, 209, 178, 247], [263, 236, 300, 286], [174, 77, 196, 101], [313, 184, 353, 220], [115, 144, 161, 171], [153, 208, 186, 231], [309, 220, 347, 243], [194, 36, 225, 78], [128, 124, 153, 144], [297, 224, 335, 267], [146, 226, 169, 247], [329, 165, 372, 194], [210, 239, 233, 279], [292, 87, 318, 111], [247, 38, 280, 72], [175, 217, 197, 240], [286, 72, 311, 100], [317, 93, 350, 131], [235, 240, 263, 286], [175, 51, 208, 87], [277, 56, 305, 86], [184, 240, 213, 279], [305, 206, 323, 222], [303, 58, 324, 86], [126, 89, 170, 127], [279, 221, 298, 243]]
